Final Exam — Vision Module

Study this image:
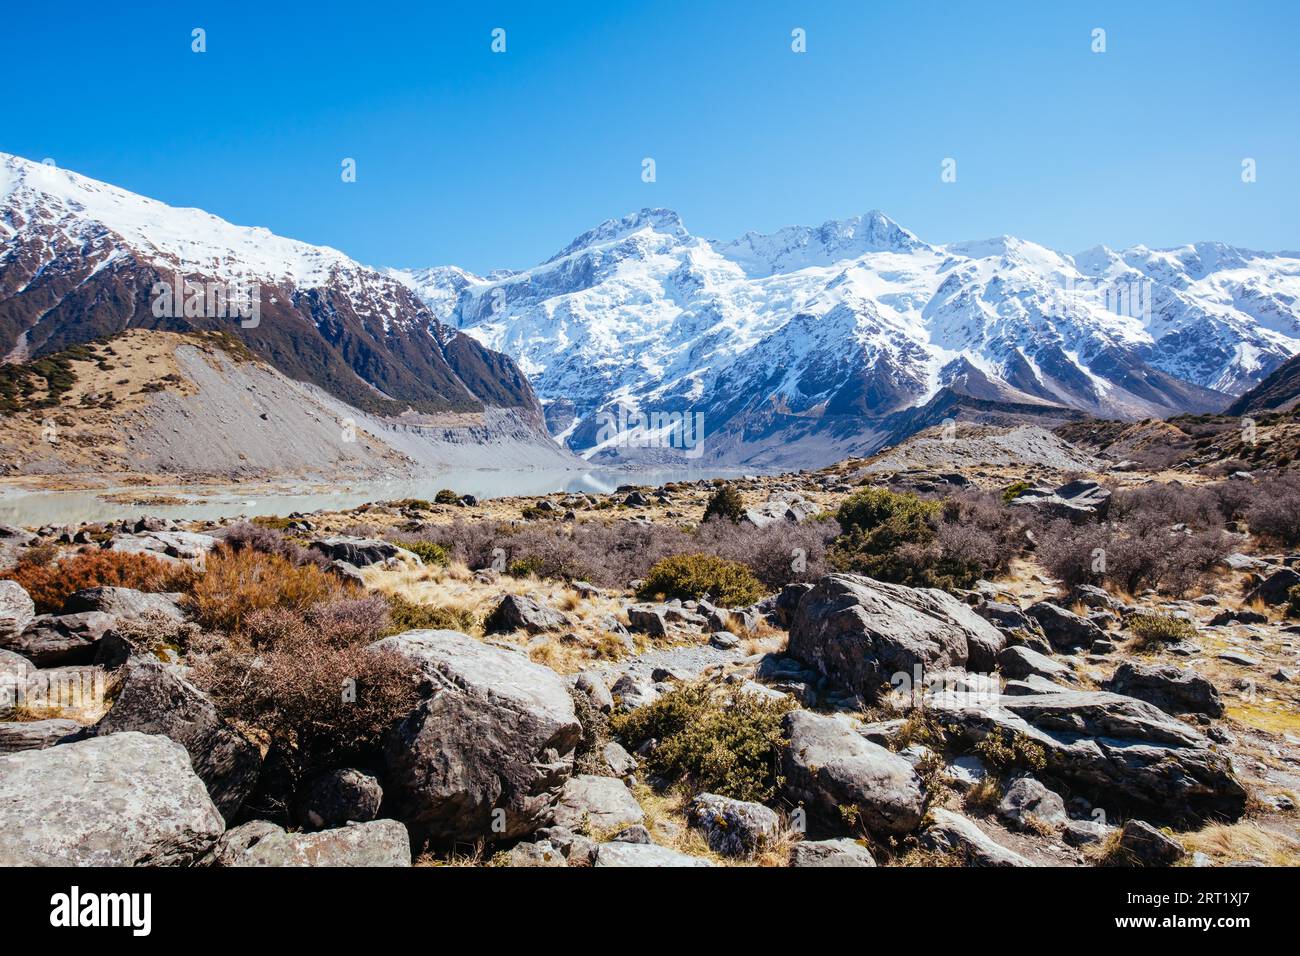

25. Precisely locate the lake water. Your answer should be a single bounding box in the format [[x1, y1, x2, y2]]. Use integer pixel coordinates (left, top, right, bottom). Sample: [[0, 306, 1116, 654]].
[[0, 466, 755, 526]]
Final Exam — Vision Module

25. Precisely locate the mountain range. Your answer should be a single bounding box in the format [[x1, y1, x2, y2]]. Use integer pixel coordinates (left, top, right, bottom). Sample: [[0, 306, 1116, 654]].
[[0, 152, 573, 474], [393, 209, 1300, 468], [3, 151, 1298, 475]]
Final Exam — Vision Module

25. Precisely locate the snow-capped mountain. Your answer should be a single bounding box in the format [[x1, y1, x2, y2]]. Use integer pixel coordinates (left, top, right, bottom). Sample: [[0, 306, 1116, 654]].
[[392, 209, 1300, 468], [0, 152, 558, 455]]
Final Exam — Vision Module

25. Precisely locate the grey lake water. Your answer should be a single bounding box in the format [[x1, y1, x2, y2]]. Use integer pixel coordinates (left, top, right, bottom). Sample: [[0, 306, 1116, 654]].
[[0, 466, 755, 527]]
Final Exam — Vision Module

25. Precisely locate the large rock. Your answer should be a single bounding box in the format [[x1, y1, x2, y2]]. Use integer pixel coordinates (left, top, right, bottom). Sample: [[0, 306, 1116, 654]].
[[308, 536, 404, 567], [5, 612, 115, 667], [1244, 567, 1300, 606], [484, 593, 570, 635], [790, 838, 877, 867], [1103, 661, 1224, 718], [0, 717, 80, 754], [1111, 819, 1186, 867], [294, 769, 384, 831], [925, 689, 1247, 826], [1025, 602, 1104, 652], [212, 819, 410, 867], [0, 732, 224, 865], [593, 842, 716, 867], [1009, 479, 1111, 521], [997, 776, 1067, 831], [371, 629, 581, 843], [61, 587, 184, 622], [997, 645, 1072, 682], [86, 658, 260, 821], [550, 774, 645, 831], [788, 574, 1005, 702], [0, 580, 35, 640], [687, 793, 781, 857], [778, 710, 925, 837], [923, 808, 1035, 867]]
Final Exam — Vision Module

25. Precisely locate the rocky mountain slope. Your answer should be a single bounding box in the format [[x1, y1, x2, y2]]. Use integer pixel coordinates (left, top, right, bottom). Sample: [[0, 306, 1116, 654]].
[[0, 153, 562, 462], [394, 210, 1300, 469], [0, 330, 574, 482], [1226, 351, 1300, 415]]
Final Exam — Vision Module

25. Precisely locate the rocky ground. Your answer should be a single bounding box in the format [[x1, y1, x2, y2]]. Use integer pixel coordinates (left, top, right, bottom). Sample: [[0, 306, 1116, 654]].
[[0, 436, 1297, 868]]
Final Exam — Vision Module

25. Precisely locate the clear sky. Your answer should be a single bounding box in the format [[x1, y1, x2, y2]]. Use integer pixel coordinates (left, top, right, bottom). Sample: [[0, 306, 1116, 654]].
[[5, 1, 1297, 273]]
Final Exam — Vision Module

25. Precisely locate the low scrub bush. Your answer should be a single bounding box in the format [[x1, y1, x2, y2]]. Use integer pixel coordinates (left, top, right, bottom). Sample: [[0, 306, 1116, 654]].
[[636, 553, 765, 606], [1037, 517, 1229, 596], [183, 545, 348, 633], [434, 488, 460, 505], [1245, 473, 1300, 547], [702, 484, 745, 523], [2, 549, 197, 614], [383, 593, 477, 634], [1288, 584, 1300, 618], [218, 521, 328, 569], [610, 682, 794, 802], [191, 613, 418, 785], [397, 539, 449, 566], [1127, 613, 1198, 647]]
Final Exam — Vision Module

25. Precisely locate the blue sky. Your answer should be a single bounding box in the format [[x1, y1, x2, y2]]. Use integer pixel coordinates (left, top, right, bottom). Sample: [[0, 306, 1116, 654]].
[[6, 1, 1297, 272]]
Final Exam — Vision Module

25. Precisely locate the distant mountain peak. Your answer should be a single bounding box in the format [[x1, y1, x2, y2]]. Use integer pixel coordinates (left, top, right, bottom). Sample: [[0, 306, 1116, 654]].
[[545, 208, 689, 263]]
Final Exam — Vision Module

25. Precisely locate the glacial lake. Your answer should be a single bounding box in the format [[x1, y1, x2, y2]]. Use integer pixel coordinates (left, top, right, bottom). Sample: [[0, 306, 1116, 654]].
[[0, 466, 757, 527]]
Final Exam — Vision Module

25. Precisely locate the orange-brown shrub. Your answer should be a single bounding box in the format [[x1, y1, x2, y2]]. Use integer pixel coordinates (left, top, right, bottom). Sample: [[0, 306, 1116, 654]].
[[2, 548, 197, 613], [182, 545, 347, 633]]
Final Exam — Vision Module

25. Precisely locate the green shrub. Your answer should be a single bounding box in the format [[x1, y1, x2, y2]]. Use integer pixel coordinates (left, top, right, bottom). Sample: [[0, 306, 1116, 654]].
[[1289, 584, 1300, 618], [401, 540, 449, 566], [1001, 480, 1032, 503], [507, 555, 546, 578], [827, 488, 945, 586], [702, 484, 745, 524], [610, 682, 794, 802], [636, 553, 764, 606], [1127, 613, 1198, 646], [973, 729, 1047, 773], [434, 489, 460, 505], [383, 593, 477, 634]]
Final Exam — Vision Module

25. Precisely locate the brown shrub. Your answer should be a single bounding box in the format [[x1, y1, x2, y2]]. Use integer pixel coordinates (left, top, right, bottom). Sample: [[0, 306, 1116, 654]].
[[1245, 473, 1300, 547], [183, 545, 348, 633], [2, 548, 197, 614]]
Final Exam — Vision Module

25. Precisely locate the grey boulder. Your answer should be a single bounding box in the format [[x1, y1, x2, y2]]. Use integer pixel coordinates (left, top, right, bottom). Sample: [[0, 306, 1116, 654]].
[[1103, 661, 1224, 718], [86, 658, 260, 821], [550, 774, 645, 831], [778, 710, 924, 837], [0, 732, 224, 866], [371, 629, 581, 843], [790, 838, 877, 867], [922, 808, 1035, 867], [212, 819, 410, 867], [0, 580, 35, 640], [687, 793, 781, 857], [484, 593, 570, 635], [294, 768, 384, 831], [594, 842, 716, 867], [6, 612, 115, 667], [997, 776, 1067, 831]]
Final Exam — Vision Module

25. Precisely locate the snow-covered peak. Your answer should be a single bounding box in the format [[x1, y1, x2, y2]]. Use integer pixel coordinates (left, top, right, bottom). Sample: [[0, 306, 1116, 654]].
[[544, 208, 689, 264], [716, 210, 926, 277], [0, 151, 358, 287]]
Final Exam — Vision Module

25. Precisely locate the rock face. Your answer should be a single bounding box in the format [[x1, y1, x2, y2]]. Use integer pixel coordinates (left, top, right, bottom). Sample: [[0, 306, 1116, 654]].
[[593, 842, 716, 867], [778, 710, 925, 836], [484, 593, 569, 635], [687, 793, 781, 857], [87, 658, 260, 821], [1113, 819, 1186, 867], [926, 689, 1247, 826], [8, 612, 115, 666], [550, 775, 645, 831], [997, 645, 1071, 682], [1009, 479, 1111, 521], [62, 586, 185, 621], [997, 776, 1067, 831], [370, 629, 581, 843], [0, 717, 80, 754], [1244, 567, 1300, 606], [1104, 661, 1225, 718], [788, 574, 1005, 702], [923, 808, 1035, 867], [790, 838, 877, 867], [212, 819, 410, 867], [0, 580, 35, 640], [294, 769, 384, 831], [308, 536, 404, 567], [1025, 602, 1104, 651], [0, 732, 224, 865]]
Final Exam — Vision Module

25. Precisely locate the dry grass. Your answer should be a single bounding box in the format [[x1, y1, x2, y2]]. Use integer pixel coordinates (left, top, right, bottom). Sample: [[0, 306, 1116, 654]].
[[1178, 821, 1300, 867]]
